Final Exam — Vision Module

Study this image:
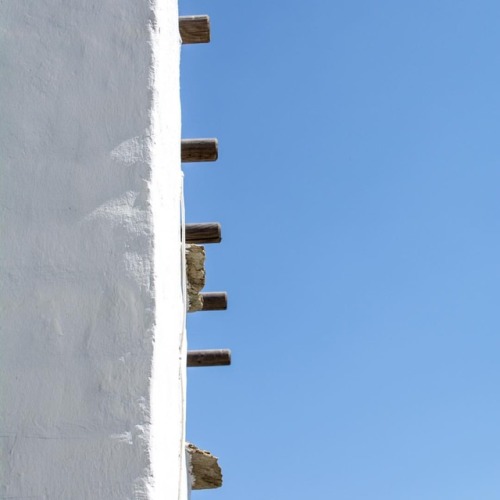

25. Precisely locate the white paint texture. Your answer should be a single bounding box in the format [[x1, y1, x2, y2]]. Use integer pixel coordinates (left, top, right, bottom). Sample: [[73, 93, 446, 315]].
[[0, 1, 187, 498]]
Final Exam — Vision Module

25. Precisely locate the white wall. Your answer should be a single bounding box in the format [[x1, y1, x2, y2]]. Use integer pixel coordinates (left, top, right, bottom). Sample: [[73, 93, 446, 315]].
[[0, 1, 186, 498]]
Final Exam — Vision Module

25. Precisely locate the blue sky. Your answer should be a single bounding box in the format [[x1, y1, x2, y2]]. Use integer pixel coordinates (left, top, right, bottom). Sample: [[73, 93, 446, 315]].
[[180, 2, 500, 498]]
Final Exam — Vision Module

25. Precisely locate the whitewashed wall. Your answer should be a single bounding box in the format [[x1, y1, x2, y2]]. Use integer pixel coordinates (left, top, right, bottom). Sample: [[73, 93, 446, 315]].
[[0, 1, 187, 498]]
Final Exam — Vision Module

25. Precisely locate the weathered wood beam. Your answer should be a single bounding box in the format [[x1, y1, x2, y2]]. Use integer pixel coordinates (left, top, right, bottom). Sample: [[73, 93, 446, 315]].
[[181, 138, 218, 162], [187, 349, 231, 367], [185, 223, 221, 244], [179, 16, 210, 44], [200, 292, 227, 311]]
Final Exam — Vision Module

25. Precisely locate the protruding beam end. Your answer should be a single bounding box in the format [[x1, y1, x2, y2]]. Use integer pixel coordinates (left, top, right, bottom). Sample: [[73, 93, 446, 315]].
[[181, 138, 218, 163], [185, 223, 222, 244], [187, 349, 231, 367], [200, 292, 228, 311], [180, 15, 211, 44]]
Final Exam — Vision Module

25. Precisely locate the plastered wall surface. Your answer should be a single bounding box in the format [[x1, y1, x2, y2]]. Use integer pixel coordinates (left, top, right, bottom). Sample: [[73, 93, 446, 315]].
[[0, 1, 186, 498]]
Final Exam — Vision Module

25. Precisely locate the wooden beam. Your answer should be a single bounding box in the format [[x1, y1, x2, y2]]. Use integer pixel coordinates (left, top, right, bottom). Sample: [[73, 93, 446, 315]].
[[179, 16, 210, 44], [187, 349, 231, 367], [185, 223, 221, 244], [181, 139, 218, 163], [200, 292, 227, 311]]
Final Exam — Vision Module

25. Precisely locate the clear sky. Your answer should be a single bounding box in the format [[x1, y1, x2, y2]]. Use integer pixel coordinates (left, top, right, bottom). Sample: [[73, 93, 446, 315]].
[[180, 1, 500, 498]]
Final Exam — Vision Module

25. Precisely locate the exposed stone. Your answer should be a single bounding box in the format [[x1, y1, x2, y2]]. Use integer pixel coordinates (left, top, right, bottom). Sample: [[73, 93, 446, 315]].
[[186, 244, 205, 312], [186, 443, 223, 490]]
